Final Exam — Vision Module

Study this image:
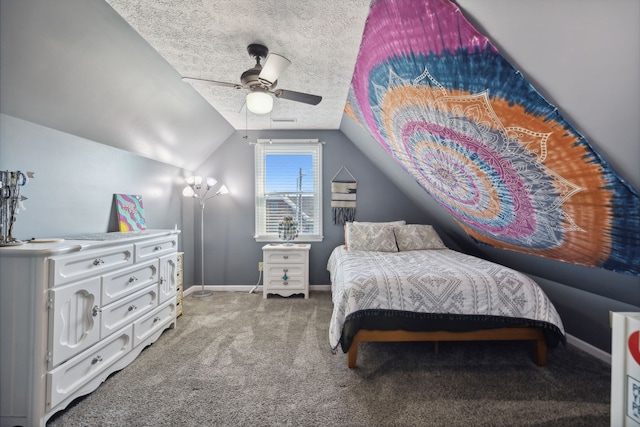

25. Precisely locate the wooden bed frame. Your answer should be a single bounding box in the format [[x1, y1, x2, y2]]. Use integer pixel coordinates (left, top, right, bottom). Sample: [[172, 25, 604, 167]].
[[347, 327, 547, 368]]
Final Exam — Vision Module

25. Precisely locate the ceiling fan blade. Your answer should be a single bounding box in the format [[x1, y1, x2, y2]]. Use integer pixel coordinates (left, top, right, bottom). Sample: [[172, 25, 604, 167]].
[[274, 89, 322, 105], [258, 54, 291, 85], [181, 77, 241, 89]]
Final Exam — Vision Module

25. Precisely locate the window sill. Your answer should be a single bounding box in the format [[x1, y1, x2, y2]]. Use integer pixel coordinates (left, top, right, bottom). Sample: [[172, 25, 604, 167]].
[[254, 235, 324, 243]]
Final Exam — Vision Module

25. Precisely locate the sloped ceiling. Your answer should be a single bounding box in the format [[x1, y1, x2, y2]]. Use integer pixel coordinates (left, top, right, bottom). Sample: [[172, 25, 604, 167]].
[[0, 0, 234, 170], [105, 0, 371, 131]]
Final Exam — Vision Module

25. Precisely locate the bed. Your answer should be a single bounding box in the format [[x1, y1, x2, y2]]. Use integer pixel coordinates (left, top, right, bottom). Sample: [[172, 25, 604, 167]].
[[328, 222, 565, 368]]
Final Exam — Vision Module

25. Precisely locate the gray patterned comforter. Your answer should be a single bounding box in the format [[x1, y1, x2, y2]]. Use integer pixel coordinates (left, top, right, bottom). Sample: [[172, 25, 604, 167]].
[[328, 246, 565, 350]]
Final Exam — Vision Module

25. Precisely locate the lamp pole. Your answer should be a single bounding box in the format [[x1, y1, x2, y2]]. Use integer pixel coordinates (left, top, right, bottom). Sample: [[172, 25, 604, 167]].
[[183, 177, 229, 298], [197, 197, 209, 297]]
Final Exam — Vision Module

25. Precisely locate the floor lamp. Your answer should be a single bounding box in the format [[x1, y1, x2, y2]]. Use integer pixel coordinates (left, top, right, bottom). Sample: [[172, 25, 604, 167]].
[[183, 176, 230, 298]]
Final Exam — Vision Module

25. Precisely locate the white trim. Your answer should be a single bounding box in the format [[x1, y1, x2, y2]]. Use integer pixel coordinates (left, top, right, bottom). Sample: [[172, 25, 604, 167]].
[[254, 141, 323, 241], [184, 284, 332, 295], [565, 333, 611, 365], [254, 235, 324, 242], [256, 138, 321, 144]]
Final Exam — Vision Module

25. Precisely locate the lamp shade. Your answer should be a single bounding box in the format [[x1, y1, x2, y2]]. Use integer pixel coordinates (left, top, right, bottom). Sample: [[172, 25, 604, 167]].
[[246, 90, 273, 114], [182, 186, 195, 197], [258, 53, 291, 85], [217, 184, 230, 195]]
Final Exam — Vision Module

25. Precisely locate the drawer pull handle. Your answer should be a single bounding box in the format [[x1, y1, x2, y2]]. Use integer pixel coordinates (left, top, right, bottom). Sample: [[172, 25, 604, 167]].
[[153, 316, 161, 323], [128, 305, 137, 312], [91, 355, 103, 365], [283, 255, 289, 259], [283, 281, 288, 286], [92, 305, 101, 317], [282, 269, 288, 281], [93, 258, 105, 266], [128, 276, 138, 283], [159, 277, 165, 284], [154, 246, 161, 251]]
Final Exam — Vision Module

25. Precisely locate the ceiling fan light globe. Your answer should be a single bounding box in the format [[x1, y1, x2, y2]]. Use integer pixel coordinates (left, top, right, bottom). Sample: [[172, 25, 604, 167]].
[[246, 91, 273, 114]]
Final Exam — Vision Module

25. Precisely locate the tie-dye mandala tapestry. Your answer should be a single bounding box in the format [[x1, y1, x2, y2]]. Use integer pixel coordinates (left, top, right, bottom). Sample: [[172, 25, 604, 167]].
[[346, 0, 640, 275]]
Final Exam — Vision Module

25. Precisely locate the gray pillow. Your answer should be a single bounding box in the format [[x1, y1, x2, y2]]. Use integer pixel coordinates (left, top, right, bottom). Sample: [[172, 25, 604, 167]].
[[344, 220, 405, 249], [394, 224, 446, 251], [347, 223, 398, 252]]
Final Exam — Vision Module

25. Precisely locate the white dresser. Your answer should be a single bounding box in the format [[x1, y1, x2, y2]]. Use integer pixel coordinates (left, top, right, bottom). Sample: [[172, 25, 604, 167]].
[[262, 243, 310, 299], [0, 230, 180, 427]]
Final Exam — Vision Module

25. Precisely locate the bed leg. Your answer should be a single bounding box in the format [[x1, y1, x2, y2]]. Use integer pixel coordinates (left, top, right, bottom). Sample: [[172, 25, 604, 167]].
[[434, 341, 439, 354], [348, 343, 358, 368], [532, 338, 547, 366]]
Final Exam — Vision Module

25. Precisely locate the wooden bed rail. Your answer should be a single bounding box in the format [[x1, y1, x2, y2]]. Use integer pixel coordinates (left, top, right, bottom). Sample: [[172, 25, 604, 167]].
[[347, 327, 547, 368]]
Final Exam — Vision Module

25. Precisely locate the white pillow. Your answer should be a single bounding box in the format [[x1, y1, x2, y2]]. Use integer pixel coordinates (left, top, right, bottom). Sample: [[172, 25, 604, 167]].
[[346, 223, 399, 252], [394, 224, 446, 251], [344, 220, 405, 249]]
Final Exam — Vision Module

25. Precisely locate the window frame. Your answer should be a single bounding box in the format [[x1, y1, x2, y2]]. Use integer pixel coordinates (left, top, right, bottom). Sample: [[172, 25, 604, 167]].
[[254, 139, 323, 242]]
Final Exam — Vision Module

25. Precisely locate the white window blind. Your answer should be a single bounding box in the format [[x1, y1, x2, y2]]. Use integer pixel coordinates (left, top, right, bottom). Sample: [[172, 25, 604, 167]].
[[255, 140, 323, 242]]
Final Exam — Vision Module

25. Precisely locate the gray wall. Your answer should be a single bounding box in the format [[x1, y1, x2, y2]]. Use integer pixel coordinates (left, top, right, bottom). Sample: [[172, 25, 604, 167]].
[[0, 114, 197, 288], [193, 129, 433, 288]]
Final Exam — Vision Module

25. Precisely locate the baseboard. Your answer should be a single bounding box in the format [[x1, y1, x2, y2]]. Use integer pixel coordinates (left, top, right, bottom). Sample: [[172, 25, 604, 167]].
[[565, 333, 611, 365], [182, 286, 612, 365], [183, 284, 331, 296]]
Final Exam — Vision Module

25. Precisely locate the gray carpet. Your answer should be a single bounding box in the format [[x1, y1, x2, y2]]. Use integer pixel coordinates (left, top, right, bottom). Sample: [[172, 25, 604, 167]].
[[47, 291, 611, 427]]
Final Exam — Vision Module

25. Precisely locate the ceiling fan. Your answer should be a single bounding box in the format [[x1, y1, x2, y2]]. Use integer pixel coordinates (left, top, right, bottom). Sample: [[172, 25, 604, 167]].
[[182, 44, 322, 115]]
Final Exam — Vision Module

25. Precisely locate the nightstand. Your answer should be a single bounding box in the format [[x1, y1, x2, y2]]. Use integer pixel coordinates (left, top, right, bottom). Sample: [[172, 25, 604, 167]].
[[262, 243, 310, 299]]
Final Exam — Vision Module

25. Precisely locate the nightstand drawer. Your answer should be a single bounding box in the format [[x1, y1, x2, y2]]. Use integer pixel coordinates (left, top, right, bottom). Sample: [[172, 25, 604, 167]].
[[264, 264, 305, 278], [264, 250, 306, 264], [264, 276, 306, 290]]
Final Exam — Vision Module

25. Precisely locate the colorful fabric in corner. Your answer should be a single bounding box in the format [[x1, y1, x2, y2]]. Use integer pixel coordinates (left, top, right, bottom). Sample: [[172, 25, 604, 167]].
[[346, 0, 640, 275]]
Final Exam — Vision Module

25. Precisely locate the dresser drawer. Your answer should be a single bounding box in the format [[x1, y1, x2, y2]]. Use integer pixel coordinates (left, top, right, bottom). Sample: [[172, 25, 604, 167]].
[[101, 286, 158, 339], [46, 325, 133, 409], [50, 244, 134, 287], [134, 236, 178, 263], [264, 250, 306, 264], [101, 259, 158, 306], [133, 299, 176, 347]]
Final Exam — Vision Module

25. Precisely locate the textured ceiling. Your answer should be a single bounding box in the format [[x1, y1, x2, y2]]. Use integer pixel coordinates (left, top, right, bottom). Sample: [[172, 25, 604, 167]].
[[105, 0, 372, 131]]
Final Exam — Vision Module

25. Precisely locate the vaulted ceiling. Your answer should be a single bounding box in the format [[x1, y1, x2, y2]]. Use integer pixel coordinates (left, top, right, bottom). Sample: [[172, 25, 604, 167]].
[[1, 0, 638, 187], [105, 0, 372, 131]]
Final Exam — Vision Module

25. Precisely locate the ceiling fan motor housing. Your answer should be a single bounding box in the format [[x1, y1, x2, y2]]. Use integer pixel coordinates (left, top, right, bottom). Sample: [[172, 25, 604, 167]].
[[242, 44, 276, 89]]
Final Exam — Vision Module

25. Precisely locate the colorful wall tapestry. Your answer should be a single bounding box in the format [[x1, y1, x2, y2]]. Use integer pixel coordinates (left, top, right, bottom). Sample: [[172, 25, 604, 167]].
[[115, 194, 147, 232], [346, 0, 640, 275]]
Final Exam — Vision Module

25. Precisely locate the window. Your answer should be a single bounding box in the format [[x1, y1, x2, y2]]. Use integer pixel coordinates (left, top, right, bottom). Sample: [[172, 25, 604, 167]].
[[255, 140, 323, 242]]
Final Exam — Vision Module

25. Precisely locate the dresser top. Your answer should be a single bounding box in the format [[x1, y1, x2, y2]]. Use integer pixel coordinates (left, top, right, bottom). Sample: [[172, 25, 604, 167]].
[[0, 229, 180, 256]]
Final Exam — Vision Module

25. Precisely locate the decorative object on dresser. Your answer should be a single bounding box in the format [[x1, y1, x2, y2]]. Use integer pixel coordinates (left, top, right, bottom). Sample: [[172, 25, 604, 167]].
[[277, 216, 298, 245], [262, 243, 310, 299], [0, 170, 35, 246], [114, 194, 147, 232], [182, 176, 230, 298], [0, 230, 180, 427], [176, 252, 184, 316]]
